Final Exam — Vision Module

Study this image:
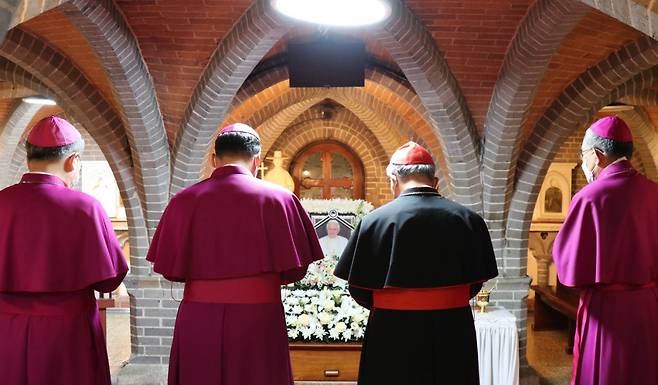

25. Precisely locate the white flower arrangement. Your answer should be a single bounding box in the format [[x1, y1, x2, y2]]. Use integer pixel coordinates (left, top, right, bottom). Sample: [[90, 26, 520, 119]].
[[300, 198, 374, 218], [282, 254, 370, 342], [284, 199, 374, 343]]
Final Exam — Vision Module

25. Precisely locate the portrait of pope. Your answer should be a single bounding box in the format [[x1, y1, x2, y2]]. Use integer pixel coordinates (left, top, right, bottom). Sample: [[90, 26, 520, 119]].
[[318, 220, 349, 257]]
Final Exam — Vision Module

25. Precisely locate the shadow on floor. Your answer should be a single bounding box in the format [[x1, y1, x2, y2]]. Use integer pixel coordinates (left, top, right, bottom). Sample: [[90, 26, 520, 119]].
[[526, 311, 572, 385]]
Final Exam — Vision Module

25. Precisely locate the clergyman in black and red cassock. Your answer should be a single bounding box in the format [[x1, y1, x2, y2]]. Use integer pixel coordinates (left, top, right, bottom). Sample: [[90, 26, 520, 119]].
[[334, 141, 498, 385]]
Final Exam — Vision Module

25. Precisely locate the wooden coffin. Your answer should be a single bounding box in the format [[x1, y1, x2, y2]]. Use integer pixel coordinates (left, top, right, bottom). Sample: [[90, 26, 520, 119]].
[[290, 343, 362, 381]]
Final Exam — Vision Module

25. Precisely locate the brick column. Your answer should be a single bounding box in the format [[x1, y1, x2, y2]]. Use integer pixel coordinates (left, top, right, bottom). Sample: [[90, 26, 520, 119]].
[[0, 101, 40, 187]]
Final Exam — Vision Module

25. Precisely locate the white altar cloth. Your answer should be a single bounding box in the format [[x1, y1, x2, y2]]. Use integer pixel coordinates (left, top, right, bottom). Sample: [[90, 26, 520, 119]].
[[474, 306, 519, 385]]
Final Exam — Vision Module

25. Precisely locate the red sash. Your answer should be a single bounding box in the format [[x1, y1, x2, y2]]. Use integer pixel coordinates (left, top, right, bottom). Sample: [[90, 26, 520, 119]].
[[184, 273, 281, 304], [372, 284, 470, 311], [0, 289, 95, 315]]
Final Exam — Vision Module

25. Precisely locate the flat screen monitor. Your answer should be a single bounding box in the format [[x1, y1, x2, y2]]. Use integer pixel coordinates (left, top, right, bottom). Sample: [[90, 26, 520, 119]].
[[288, 39, 366, 88]]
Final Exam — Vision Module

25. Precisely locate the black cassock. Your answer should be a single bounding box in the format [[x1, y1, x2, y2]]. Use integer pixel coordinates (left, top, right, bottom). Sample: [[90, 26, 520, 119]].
[[335, 187, 498, 385]]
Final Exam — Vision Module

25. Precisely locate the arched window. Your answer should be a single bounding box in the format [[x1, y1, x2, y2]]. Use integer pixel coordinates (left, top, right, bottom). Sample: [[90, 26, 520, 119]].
[[291, 141, 364, 199]]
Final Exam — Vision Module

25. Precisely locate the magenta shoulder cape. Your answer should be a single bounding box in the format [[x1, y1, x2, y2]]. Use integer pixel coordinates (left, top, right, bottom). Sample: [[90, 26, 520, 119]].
[[553, 161, 658, 287], [0, 173, 128, 293], [147, 165, 323, 283]]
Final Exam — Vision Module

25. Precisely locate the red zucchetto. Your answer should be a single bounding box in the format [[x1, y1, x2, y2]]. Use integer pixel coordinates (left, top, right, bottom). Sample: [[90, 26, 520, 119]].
[[27, 116, 81, 147], [390, 141, 434, 165]]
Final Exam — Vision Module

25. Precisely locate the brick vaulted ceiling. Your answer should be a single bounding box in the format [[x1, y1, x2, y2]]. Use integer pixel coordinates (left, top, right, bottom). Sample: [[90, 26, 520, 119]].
[[20, 8, 121, 116], [4, 0, 655, 149], [521, 8, 643, 144]]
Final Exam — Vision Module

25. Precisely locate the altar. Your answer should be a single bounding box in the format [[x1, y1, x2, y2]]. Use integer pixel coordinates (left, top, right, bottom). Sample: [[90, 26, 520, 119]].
[[287, 200, 519, 384], [474, 307, 520, 385]]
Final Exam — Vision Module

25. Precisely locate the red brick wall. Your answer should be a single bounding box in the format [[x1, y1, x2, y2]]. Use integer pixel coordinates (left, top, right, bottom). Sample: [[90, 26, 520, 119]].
[[115, 0, 253, 144], [522, 9, 643, 145], [405, 0, 534, 131]]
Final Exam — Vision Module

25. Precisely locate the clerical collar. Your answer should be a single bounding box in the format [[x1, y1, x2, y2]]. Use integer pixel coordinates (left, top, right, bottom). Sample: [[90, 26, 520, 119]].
[[211, 164, 254, 179], [20, 173, 67, 187], [399, 186, 441, 197]]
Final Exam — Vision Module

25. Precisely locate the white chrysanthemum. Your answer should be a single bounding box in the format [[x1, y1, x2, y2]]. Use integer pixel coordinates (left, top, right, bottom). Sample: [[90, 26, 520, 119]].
[[322, 299, 335, 310], [329, 328, 341, 340], [342, 329, 353, 341], [298, 314, 312, 326], [317, 312, 333, 325], [301, 327, 314, 339]]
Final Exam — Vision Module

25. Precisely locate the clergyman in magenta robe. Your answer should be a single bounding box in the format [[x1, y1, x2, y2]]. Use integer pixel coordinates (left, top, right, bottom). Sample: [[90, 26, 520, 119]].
[[553, 116, 658, 385], [147, 123, 323, 385], [0, 116, 128, 385]]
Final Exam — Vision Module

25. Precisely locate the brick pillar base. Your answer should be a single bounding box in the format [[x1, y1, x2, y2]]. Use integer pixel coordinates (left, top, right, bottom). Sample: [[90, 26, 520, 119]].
[[112, 364, 168, 385], [123, 275, 183, 364]]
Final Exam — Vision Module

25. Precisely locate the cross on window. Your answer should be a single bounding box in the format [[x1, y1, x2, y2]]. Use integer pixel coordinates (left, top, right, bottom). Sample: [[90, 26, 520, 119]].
[[291, 142, 364, 200]]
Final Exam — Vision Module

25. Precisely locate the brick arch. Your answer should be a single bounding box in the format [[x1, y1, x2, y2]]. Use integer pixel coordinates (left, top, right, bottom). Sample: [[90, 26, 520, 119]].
[[267, 113, 391, 206], [227, 64, 451, 193], [248, 88, 330, 150], [234, 80, 427, 156], [62, 0, 170, 237], [374, 0, 481, 210], [0, 100, 40, 187], [230, 63, 440, 168], [171, 0, 291, 194], [10, 0, 69, 28], [231, 63, 429, 130], [0, 32, 150, 266], [247, 87, 450, 194], [616, 108, 658, 181], [201, 97, 326, 179], [577, 0, 658, 39], [504, 38, 658, 277], [620, 88, 658, 105], [7, 136, 26, 186], [618, 91, 658, 176], [5, 104, 62, 186], [482, 0, 590, 255], [254, 89, 403, 156], [0, 0, 19, 44]]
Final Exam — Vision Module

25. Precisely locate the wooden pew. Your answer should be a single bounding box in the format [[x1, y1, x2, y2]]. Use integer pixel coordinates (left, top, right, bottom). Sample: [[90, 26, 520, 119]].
[[97, 294, 116, 338], [531, 281, 580, 354]]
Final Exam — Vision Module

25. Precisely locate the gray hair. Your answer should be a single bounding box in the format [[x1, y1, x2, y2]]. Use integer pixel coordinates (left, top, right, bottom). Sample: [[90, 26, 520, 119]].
[[583, 129, 633, 160], [26, 138, 85, 161], [326, 219, 340, 229], [386, 163, 436, 181]]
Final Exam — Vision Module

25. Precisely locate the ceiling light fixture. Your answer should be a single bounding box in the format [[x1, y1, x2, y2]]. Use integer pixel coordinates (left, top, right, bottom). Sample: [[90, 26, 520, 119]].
[[272, 0, 392, 27], [22, 96, 56, 106]]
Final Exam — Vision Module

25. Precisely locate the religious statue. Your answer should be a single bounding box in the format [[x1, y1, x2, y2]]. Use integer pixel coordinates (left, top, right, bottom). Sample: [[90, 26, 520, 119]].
[[264, 150, 295, 192]]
